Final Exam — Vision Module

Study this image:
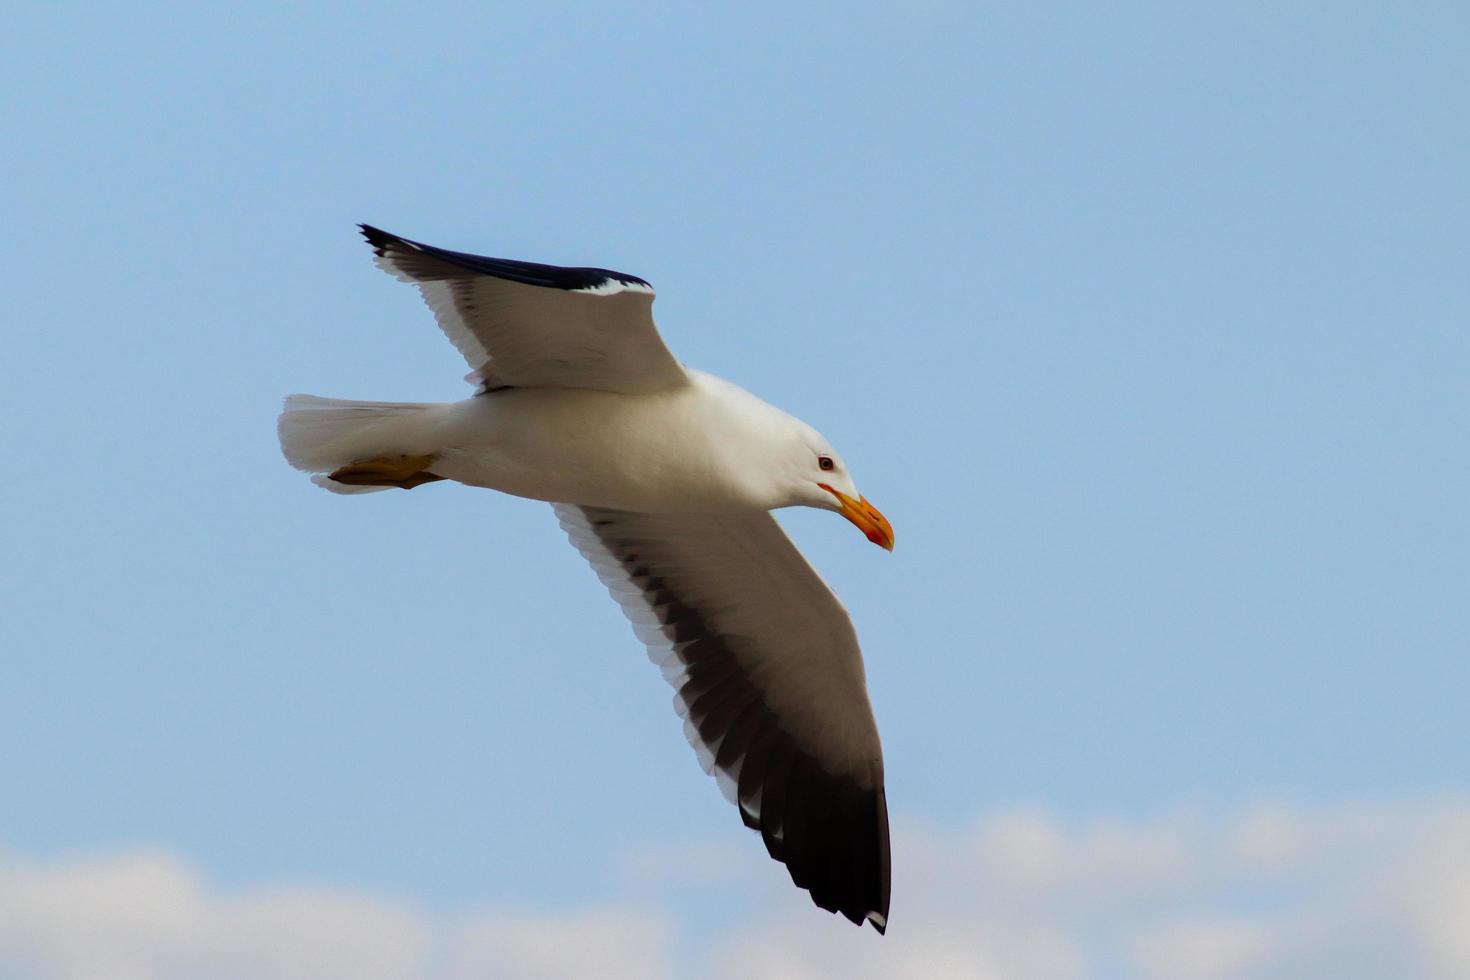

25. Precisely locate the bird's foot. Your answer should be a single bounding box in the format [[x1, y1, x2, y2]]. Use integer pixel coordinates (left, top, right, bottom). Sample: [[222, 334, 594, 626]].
[[328, 455, 446, 490]]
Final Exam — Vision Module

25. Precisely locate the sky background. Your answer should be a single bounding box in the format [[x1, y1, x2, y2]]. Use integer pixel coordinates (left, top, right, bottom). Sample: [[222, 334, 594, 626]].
[[3, 3, 1467, 978]]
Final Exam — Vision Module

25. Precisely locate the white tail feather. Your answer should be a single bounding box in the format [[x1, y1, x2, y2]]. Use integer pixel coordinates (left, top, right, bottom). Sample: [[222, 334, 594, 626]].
[[310, 474, 393, 495], [278, 394, 445, 492]]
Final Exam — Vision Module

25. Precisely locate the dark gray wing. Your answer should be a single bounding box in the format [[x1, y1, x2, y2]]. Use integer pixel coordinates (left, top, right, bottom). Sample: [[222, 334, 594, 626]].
[[360, 225, 687, 394], [556, 505, 890, 932]]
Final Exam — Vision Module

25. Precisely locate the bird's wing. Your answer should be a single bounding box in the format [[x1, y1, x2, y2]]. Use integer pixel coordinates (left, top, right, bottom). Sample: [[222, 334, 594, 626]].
[[360, 225, 688, 394], [555, 504, 890, 932]]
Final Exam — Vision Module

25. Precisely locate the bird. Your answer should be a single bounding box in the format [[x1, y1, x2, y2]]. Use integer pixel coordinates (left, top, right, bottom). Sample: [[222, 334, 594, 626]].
[[278, 225, 894, 932]]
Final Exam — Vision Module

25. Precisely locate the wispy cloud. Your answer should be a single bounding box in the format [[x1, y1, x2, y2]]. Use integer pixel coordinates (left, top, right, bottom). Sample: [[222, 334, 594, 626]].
[[2, 800, 1467, 979], [706, 801, 1470, 980], [0, 851, 668, 980]]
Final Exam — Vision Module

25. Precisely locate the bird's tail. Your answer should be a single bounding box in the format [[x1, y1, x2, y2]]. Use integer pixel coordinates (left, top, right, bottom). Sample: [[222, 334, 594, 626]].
[[277, 394, 447, 494]]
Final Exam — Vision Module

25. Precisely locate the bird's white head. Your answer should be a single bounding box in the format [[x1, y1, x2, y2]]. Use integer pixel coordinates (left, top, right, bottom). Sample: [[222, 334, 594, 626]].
[[784, 427, 895, 551], [694, 369, 893, 549]]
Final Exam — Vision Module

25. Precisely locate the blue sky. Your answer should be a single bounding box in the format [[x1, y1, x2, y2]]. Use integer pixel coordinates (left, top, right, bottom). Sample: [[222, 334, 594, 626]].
[[3, 3, 1467, 977]]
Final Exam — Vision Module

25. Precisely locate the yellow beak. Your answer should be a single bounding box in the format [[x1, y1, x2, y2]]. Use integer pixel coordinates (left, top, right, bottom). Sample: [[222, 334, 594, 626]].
[[819, 483, 895, 551]]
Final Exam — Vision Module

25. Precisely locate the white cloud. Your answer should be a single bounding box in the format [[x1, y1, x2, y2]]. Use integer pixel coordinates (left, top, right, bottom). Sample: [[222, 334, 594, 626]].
[[1130, 919, 1272, 980], [441, 909, 671, 980], [0, 850, 665, 980], [2, 801, 1468, 980], [698, 800, 1470, 980]]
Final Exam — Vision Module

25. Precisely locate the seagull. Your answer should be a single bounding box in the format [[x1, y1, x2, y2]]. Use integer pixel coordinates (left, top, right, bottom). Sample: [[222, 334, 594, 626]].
[[278, 226, 894, 932]]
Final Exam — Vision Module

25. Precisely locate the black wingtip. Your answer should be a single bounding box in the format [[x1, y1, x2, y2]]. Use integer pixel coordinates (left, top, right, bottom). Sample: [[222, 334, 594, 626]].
[[353, 224, 651, 292], [358, 223, 400, 255]]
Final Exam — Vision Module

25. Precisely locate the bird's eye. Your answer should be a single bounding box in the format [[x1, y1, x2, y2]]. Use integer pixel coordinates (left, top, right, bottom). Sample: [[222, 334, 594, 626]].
[[818, 456, 835, 471]]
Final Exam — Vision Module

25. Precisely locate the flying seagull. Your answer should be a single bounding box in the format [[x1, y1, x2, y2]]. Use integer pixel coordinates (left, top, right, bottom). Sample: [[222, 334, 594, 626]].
[[278, 225, 894, 932]]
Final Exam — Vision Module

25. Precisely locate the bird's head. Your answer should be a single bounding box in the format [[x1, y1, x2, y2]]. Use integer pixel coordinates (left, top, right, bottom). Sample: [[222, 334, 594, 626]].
[[784, 430, 894, 551]]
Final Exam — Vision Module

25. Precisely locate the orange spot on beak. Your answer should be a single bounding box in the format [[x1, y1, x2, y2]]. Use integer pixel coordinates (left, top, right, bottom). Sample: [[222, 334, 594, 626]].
[[818, 483, 895, 551]]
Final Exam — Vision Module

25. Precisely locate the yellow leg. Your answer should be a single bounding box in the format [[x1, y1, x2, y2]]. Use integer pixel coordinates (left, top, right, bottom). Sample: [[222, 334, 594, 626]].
[[328, 454, 446, 490]]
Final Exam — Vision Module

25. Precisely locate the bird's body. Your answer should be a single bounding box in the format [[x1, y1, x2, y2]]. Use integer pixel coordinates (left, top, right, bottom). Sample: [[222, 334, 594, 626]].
[[279, 226, 894, 932], [424, 370, 813, 512]]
